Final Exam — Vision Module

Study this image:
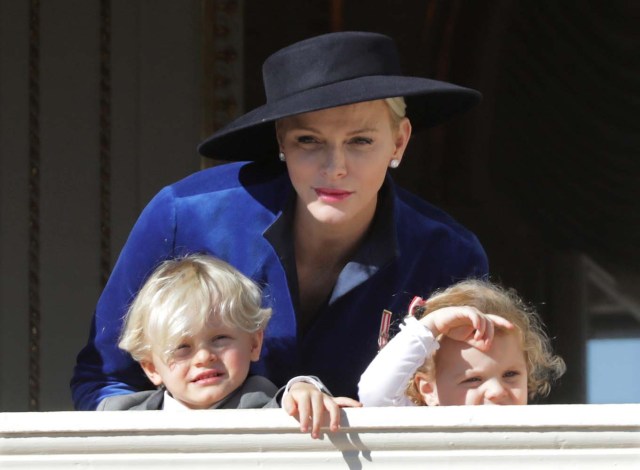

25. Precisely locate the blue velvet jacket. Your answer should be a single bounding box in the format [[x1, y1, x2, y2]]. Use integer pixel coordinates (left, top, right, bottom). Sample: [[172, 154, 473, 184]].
[[71, 161, 488, 410]]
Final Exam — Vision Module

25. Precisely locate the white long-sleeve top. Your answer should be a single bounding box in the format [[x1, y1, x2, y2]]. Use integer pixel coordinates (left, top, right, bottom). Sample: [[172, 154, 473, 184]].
[[358, 316, 439, 406]]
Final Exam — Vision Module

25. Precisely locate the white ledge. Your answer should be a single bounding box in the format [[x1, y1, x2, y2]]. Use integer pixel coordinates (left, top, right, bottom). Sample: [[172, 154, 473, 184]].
[[1, 404, 639, 468]]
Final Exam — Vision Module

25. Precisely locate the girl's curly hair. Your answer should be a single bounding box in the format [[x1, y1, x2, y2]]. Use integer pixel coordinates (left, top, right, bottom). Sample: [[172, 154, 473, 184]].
[[406, 279, 566, 404]]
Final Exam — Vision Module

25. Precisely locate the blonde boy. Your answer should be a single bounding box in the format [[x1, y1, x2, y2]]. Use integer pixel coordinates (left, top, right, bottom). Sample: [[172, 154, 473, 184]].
[[99, 254, 357, 437]]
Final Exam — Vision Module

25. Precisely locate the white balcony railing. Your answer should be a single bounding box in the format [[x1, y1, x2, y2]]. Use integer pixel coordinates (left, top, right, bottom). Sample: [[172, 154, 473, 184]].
[[1, 404, 639, 468]]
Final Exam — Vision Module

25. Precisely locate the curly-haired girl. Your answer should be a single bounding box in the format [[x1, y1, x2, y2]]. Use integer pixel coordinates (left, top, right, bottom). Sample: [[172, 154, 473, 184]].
[[359, 280, 566, 406]]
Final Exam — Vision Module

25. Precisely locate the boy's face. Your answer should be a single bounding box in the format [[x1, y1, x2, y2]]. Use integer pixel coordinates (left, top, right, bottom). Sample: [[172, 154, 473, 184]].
[[417, 331, 528, 406], [141, 316, 263, 409]]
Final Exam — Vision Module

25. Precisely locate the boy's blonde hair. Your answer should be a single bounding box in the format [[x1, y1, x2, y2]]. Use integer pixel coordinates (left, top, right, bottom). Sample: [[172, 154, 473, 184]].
[[118, 254, 272, 363], [406, 280, 566, 404]]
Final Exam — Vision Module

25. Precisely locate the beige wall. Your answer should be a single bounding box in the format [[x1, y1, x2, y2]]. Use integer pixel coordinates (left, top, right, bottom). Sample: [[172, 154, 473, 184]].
[[0, 0, 202, 411]]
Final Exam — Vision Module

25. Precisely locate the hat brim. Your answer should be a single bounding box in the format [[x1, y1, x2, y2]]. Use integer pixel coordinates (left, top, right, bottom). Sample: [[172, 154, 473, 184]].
[[198, 75, 481, 160]]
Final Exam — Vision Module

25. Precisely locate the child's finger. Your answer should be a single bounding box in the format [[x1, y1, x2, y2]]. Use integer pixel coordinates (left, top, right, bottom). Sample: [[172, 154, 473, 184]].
[[282, 394, 296, 416], [296, 395, 311, 433], [324, 396, 341, 432], [487, 314, 514, 330], [471, 310, 486, 340], [477, 315, 515, 350], [479, 318, 495, 350], [310, 393, 325, 438], [334, 396, 362, 408]]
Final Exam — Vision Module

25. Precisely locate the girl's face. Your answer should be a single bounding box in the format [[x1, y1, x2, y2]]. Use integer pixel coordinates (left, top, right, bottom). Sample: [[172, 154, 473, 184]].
[[418, 331, 529, 406], [141, 316, 263, 409], [277, 100, 410, 231]]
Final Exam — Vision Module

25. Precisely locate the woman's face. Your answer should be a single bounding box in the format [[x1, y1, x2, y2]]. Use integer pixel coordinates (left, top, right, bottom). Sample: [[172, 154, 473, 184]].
[[277, 100, 411, 230]]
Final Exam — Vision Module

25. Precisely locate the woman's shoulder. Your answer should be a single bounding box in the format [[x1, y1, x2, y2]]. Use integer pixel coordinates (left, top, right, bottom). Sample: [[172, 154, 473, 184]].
[[392, 184, 487, 263], [393, 185, 472, 235], [392, 186, 488, 276], [169, 161, 289, 199]]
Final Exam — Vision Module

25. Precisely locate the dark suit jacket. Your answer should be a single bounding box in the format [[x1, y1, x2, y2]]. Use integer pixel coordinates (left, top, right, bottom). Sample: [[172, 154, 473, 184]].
[[97, 375, 281, 410]]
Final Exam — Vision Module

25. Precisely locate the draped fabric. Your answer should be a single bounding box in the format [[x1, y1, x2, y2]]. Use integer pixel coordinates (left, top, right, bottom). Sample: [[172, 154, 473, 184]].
[[492, 0, 640, 267]]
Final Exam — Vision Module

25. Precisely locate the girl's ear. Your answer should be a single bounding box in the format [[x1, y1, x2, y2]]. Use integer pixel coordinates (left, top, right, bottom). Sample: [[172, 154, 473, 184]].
[[414, 372, 439, 406], [250, 330, 264, 362], [140, 359, 163, 387]]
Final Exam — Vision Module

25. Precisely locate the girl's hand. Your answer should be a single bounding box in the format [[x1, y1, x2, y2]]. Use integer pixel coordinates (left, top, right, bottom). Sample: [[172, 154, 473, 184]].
[[282, 382, 361, 438], [419, 306, 514, 351]]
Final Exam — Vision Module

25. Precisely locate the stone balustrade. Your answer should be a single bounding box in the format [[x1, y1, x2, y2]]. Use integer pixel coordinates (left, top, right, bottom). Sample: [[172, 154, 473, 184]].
[[1, 404, 639, 468]]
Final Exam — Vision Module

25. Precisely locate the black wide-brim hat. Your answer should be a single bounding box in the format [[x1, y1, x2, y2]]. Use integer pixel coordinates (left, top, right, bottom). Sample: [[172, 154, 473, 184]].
[[198, 31, 482, 161]]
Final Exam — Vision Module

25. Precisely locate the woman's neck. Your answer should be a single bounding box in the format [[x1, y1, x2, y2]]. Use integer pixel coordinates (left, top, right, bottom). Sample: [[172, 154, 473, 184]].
[[293, 201, 376, 328], [293, 207, 373, 269]]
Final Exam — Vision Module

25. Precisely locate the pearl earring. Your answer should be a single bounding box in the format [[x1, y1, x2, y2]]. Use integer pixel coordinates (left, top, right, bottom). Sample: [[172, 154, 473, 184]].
[[389, 159, 400, 169], [279, 152, 286, 162]]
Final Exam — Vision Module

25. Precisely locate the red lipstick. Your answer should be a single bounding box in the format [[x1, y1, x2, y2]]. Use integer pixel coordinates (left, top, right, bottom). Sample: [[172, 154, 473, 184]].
[[315, 188, 352, 202]]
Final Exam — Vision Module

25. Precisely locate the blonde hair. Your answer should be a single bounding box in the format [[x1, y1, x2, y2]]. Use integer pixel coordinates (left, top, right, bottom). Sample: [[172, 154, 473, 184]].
[[274, 97, 407, 138], [405, 279, 566, 404], [384, 97, 407, 129], [118, 254, 272, 363]]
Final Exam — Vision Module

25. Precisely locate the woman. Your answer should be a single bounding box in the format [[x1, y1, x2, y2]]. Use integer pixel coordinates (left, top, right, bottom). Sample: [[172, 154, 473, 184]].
[[72, 31, 488, 410]]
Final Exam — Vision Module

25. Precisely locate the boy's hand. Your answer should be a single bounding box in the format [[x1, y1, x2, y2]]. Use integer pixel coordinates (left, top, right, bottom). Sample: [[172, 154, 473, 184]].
[[282, 382, 361, 439], [419, 306, 514, 351]]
